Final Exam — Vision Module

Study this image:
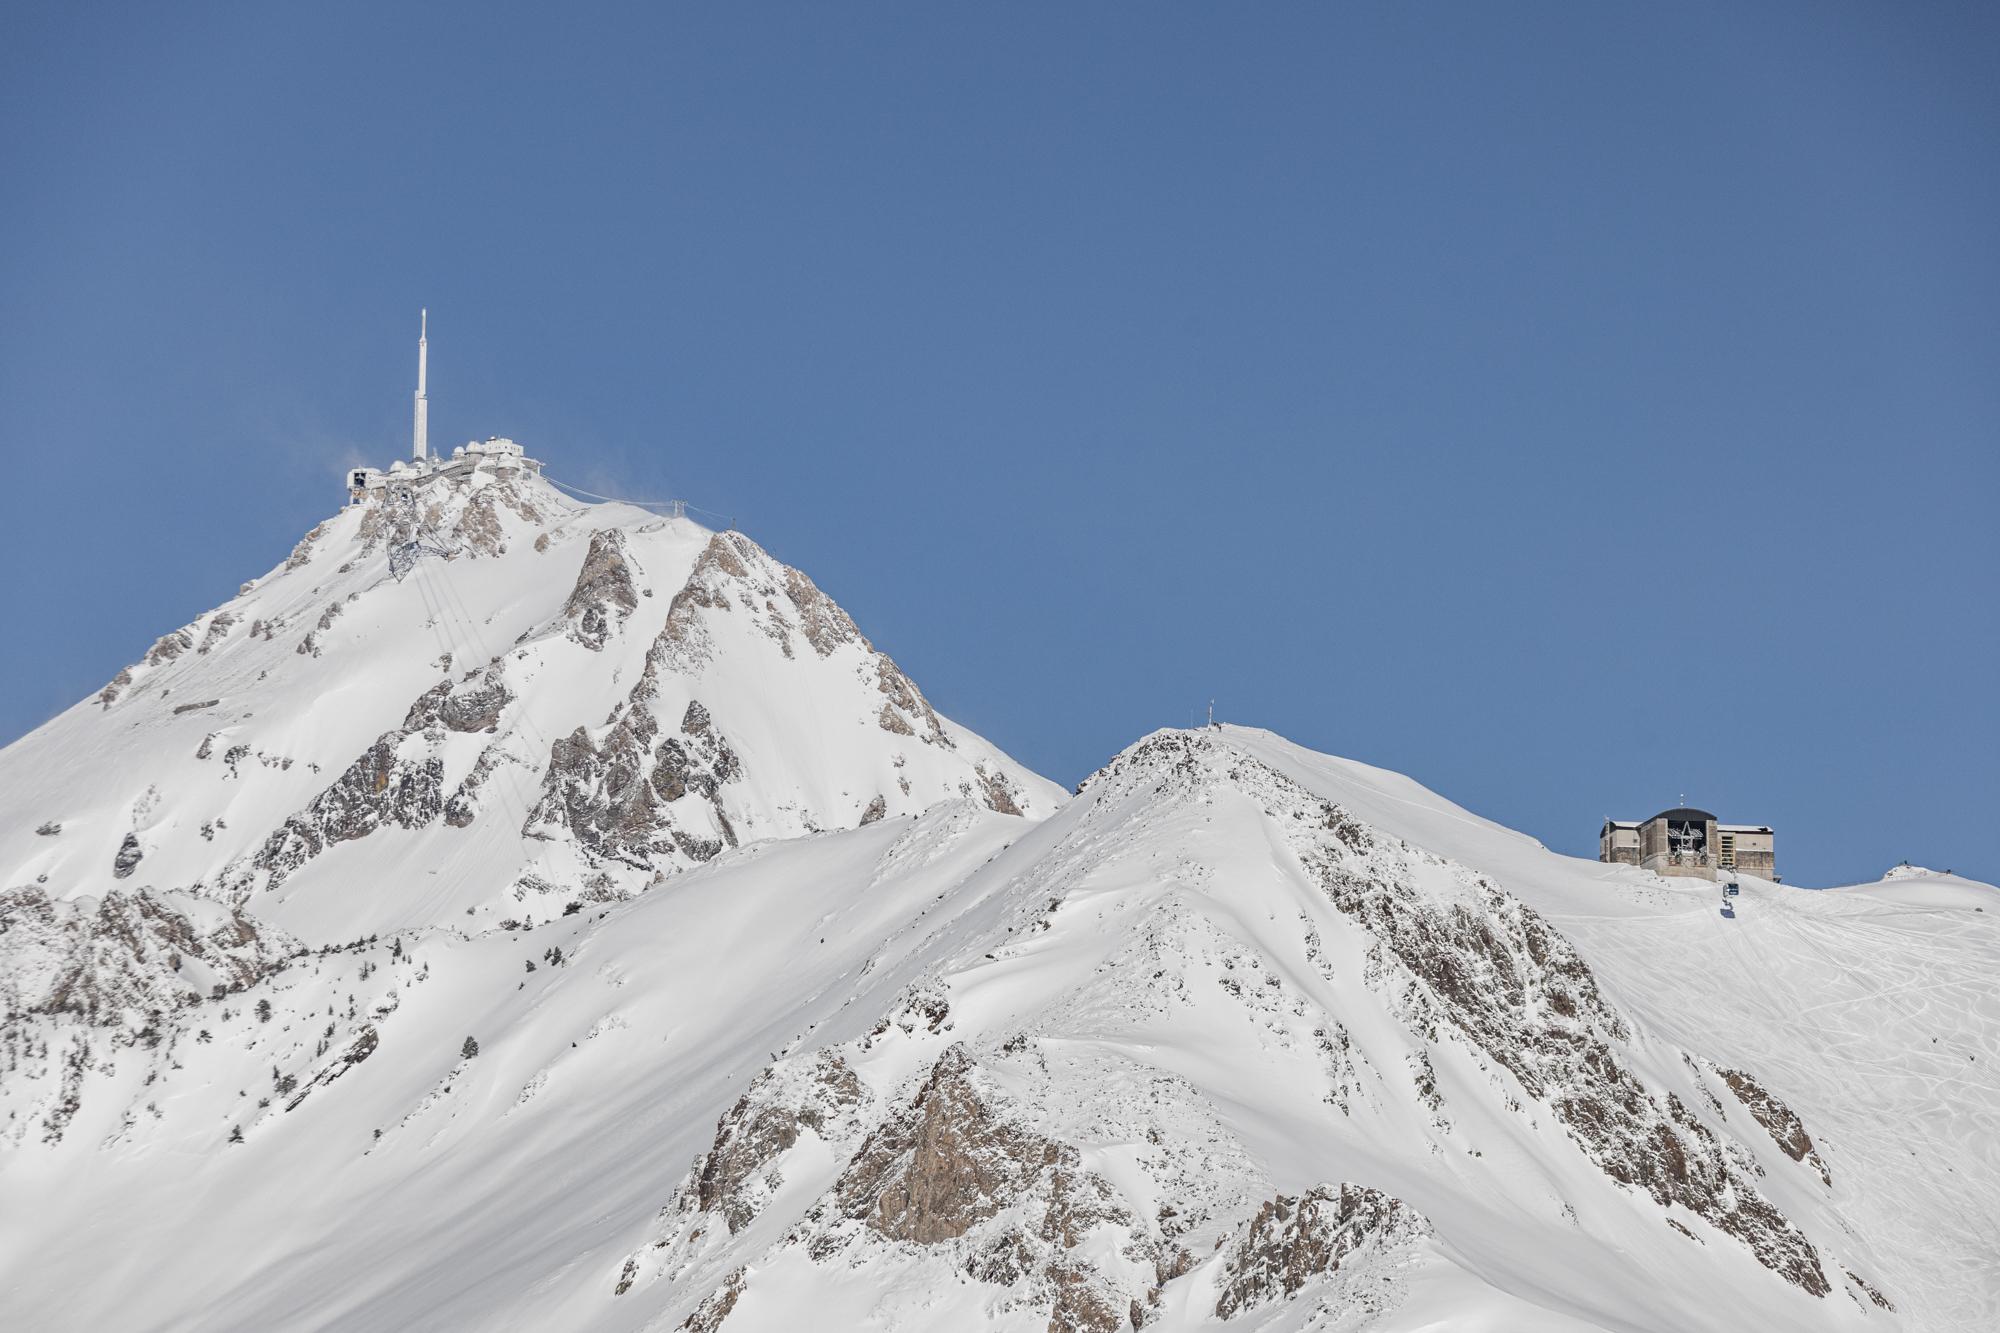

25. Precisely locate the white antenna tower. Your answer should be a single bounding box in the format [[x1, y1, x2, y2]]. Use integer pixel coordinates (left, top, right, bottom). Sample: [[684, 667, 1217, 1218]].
[[1207, 698, 1215, 729], [412, 308, 429, 461]]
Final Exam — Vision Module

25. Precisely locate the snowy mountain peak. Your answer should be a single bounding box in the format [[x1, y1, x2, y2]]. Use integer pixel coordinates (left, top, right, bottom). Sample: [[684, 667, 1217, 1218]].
[[1, 466, 1058, 944], [0, 469, 1993, 1331]]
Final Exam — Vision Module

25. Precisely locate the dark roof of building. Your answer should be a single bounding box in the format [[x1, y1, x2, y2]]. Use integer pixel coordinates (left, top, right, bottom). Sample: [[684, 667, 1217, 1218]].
[[1649, 807, 1717, 823]]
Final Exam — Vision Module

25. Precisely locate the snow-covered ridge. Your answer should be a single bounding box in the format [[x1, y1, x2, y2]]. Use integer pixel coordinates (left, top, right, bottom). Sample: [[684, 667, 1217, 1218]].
[[0, 483, 1994, 1331], [0, 468, 1059, 941]]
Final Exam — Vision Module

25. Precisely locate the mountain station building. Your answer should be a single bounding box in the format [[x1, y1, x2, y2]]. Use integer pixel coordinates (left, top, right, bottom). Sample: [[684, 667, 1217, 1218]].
[[1599, 808, 1777, 882]]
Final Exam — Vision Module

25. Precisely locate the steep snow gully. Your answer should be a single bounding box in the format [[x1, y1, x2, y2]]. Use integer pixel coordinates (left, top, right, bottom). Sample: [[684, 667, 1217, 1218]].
[[0, 469, 1993, 1332]]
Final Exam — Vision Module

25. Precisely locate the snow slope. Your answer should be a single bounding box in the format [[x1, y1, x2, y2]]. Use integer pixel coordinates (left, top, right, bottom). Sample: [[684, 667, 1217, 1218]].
[[0, 467, 1057, 941], [1, 477, 1994, 1333]]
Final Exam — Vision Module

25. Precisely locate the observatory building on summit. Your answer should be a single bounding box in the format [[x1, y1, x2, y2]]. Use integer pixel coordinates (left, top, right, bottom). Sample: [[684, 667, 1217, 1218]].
[[346, 309, 542, 502], [1599, 808, 1777, 882]]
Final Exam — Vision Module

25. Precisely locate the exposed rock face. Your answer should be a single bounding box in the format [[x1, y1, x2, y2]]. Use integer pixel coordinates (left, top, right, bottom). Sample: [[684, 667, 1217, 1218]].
[[836, 1046, 1070, 1243], [1845, 1269, 1895, 1311], [451, 474, 551, 555], [636, 532, 949, 749], [0, 886, 281, 1033], [1280, 807, 1828, 1289], [679, 1268, 745, 1333], [515, 523, 1046, 884], [628, 1045, 1132, 1328], [96, 668, 134, 709], [252, 669, 518, 887], [1214, 1184, 1429, 1319], [563, 528, 640, 651], [297, 599, 349, 657], [1722, 1067, 1832, 1186], [1087, 732, 1831, 1298], [282, 1022, 379, 1113], [874, 655, 948, 747], [690, 1052, 869, 1234], [254, 731, 445, 886], [112, 833, 144, 880], [973, 763, 1023, 817], [196, 611, 238, 654], [829, 1047, 1133, 1327], [443, 743, 515, 829], [527, 699, 740, 869], [404, 676, 515, 735], [283, 521, 327, 570]]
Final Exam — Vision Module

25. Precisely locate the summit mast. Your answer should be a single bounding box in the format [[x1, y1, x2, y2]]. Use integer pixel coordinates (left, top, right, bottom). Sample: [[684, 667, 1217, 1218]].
[[412, 308, 429, 461]]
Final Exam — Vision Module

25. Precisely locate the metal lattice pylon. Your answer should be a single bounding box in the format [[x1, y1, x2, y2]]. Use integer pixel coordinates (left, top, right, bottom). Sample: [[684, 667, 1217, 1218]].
[[387, 488, 458, 581]]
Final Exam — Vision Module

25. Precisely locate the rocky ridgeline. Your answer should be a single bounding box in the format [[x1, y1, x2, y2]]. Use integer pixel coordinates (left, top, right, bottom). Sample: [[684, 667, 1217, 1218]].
[[1212, 1184, 1430, 1321], [244, 665, 518, 891], [624, 1039, 1433, 1331], [1719, 1066, 1834, 1188], [1106, 732, 1836, 1297], [0, 884, 294, 1146], [529, 528, 1026, 876], [563, 528, 641, 651], [608, 730, 1876, 1328], [529, 698, 742, 869], [0, 886, 284, 1033]]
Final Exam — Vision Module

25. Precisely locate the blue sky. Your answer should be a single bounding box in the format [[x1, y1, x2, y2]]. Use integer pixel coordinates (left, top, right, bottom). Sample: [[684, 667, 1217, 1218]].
[[2, 2, 1994, 887]]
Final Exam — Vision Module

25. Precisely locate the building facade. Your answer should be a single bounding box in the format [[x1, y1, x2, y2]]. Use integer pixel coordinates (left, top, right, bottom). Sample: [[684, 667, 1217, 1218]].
[[1599, 808, 1776, 882]]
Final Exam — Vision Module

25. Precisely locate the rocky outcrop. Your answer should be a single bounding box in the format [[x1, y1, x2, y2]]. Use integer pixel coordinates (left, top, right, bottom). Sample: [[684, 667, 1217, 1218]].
[[196, 611, 238, 654], [1844, 1269, 1895, 1311], [284, 1022, 381, 1113], [1096, 733, 1832, 1299], [253, 670, 517, 886], [443, 743, 514, 828], [404, 675, 514, 734], [836, 1046, 1072, 1243], [690, 1052, 868, 1234], [830, 1047, 1131, 1324], [972, 763, 1023, 817], [451, 474, 551, 556], [679, 1268, 745, 1333], [1214, 1184, 1429, 1319], [527, 699, 740, 870], [283, 521, 327, 570], [628, 1045, 1132, 1327], [1327, 864, 1829, 1296], [96, 668, 134, 709], [874, 655, 949, 747], [782, 566, 862, 657], [112, 833, 144, 880], [563, 528, 640, 651], [1721, 1068, 1832, 1186], [254, 731, 445, 886], [0, 886, 282, 1033], [633, 532, 950, 751]]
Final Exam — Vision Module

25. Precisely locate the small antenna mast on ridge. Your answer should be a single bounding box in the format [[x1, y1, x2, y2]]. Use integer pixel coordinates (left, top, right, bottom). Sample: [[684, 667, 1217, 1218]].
[[412, 308, 430, 461]]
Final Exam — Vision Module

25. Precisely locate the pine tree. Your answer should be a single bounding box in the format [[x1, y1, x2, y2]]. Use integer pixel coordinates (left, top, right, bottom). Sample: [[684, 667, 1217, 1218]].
[[461, 1036, 479, 1060]]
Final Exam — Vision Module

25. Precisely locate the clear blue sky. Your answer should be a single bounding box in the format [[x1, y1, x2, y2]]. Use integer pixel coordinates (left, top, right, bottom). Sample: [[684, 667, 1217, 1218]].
[[3, 3, 1994, 888]]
